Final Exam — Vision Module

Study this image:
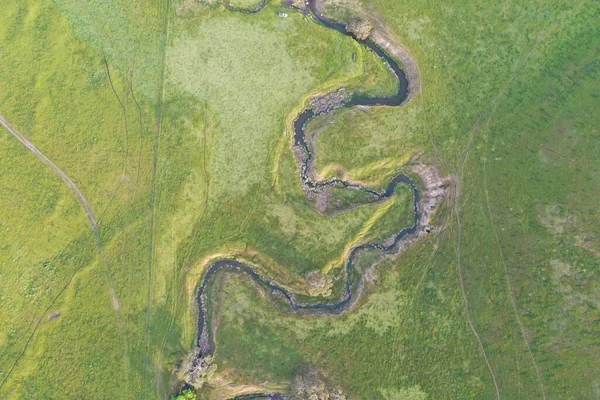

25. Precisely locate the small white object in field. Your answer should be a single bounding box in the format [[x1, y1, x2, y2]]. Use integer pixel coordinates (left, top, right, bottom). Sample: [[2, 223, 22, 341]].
[[48, 311, 60, 321]]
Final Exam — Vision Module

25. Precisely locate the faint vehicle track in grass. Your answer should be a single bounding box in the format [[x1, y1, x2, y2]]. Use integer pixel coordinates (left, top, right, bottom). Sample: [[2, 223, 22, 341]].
[[540, 144, 575, 164], [158, 105, 212, 368], [148, 1, 172, 395], [0, 232, 95, 392], [0, 113, 129, 392], [96, 57, 131, 226], [129, 77, 145, 189], [453, 195, 502, 399], [483, 158, 547, 399], [451, 115, 501, 399], [101, 56, 137, 397], [384, 200, 453, 384], [103, 55, 130, 181], [0, 115, 100, 231], [451, 19, 560, 399]]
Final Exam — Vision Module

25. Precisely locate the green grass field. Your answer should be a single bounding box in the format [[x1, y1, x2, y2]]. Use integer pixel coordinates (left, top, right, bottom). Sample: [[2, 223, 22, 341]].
[[0, 0, 598, 398]]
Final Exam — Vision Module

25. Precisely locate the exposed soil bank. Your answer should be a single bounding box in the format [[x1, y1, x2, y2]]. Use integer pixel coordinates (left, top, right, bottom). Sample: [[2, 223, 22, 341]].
[[182, 1, 446, 397]]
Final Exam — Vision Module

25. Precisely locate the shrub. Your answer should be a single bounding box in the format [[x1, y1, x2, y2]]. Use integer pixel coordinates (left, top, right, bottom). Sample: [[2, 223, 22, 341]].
[[346, 18, 372, 40]]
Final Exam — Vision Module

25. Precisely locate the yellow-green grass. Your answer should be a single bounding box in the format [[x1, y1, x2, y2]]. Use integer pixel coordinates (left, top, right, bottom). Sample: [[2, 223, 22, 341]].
[[0, 0, 411, 398], [308, 105, 423, 186], [0, 0, 167, 397]]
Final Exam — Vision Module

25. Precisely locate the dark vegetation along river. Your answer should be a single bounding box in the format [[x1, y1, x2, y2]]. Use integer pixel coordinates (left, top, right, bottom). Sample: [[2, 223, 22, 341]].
[[190, 1, 426, 398]]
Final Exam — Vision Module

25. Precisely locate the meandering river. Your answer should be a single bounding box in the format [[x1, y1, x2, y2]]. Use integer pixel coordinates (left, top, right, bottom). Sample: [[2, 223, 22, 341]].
[[193, 1, 420, 397]]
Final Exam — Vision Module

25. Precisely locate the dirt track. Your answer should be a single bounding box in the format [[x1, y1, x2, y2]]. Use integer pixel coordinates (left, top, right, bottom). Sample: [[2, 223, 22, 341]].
[[0, 114, 99, 231], [0, 113, 126, 392], [0, 114, 121, 312]]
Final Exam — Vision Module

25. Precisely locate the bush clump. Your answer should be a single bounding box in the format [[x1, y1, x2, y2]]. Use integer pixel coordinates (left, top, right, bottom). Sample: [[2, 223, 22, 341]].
[[177, 347, 216, 389], [346, 18, 372, 40], [171, 389, 197, 400]]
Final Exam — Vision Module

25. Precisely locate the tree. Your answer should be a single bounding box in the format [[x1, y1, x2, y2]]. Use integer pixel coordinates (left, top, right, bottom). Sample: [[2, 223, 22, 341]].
[[172, 388, 197, 400]]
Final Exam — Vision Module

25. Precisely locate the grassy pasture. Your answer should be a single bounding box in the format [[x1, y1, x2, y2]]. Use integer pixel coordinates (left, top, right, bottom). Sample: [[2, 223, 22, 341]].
[[202, 0, 600, 398], [0, 0, 411, 398], [0, 0, 597, 398], [0, 0, 168, 397]]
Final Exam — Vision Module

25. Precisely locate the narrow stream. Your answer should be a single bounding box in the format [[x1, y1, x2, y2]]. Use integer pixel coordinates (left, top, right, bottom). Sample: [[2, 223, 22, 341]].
[[194, 1, 418, 397]]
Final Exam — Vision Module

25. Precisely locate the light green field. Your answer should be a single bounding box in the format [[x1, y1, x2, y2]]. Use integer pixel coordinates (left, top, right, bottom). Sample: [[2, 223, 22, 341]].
[[0, 0, 410, 398], [0, 0, 598, 398]]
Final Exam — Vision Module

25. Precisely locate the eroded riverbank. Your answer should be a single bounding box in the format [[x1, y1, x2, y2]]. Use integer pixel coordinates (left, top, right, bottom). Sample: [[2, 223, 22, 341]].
[[180, 1, 448, 397]]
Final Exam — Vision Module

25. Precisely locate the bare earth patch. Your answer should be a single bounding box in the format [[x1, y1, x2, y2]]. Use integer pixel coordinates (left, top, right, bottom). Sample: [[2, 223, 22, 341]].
[[369, 22, 422, 103]]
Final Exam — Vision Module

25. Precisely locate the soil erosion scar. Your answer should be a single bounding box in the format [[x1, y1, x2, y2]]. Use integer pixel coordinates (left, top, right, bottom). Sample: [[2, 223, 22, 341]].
[[185, 1, 445, 397]]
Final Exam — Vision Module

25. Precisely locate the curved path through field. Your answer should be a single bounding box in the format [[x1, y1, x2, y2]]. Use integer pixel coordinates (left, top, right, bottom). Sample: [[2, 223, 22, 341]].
[[0, 115, 119, 306], [0, 113, 127, 391], [0, 115, 99, 230]]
